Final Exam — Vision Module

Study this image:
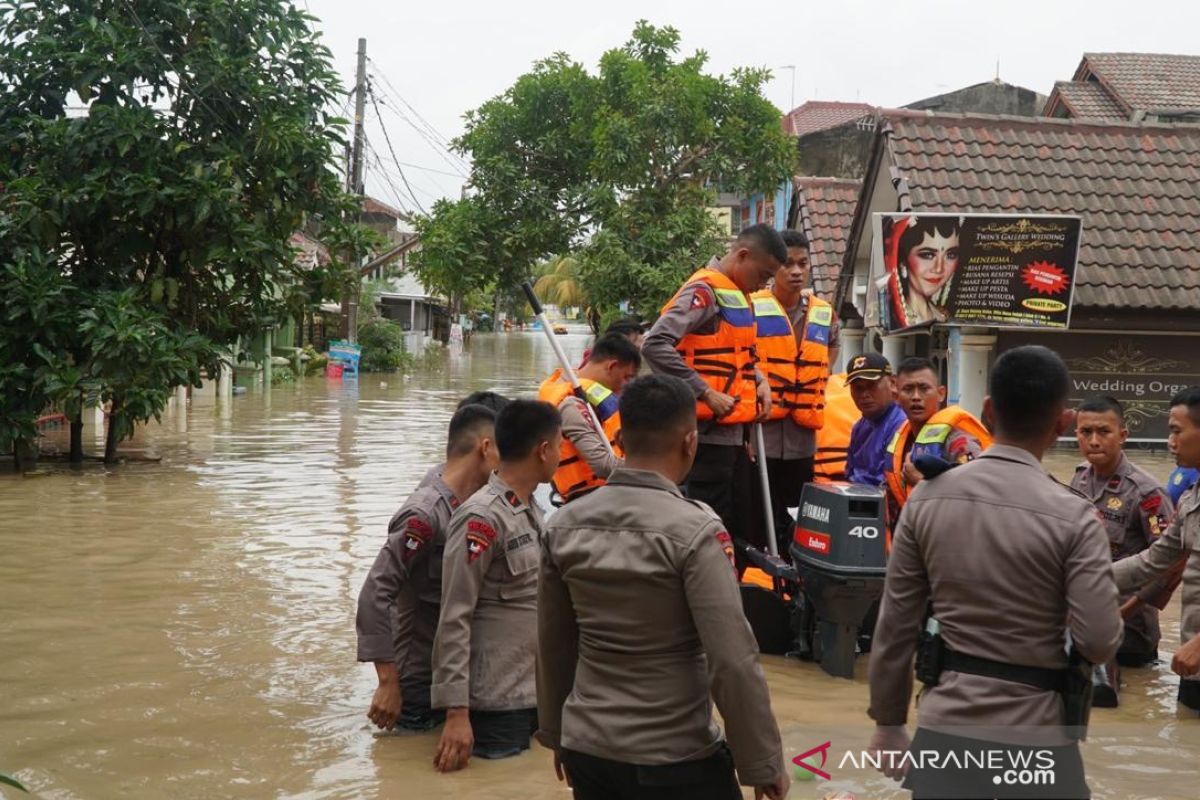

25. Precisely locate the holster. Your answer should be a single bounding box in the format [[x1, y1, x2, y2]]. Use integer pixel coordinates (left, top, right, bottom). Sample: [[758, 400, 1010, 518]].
[[915, 618, 945, 687], [1062, 648, 1094, 741]]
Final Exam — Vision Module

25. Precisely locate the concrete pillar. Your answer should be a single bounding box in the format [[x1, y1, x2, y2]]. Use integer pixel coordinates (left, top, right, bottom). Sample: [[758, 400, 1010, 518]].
[[174, 384, 188, 409], [81, 403, 106, 442], [217, 361, 232, 402], [262, 329, 274, 387], [948, 328, 996, 417], [882, 334, 906, 370], [839, 325, 866, 373]]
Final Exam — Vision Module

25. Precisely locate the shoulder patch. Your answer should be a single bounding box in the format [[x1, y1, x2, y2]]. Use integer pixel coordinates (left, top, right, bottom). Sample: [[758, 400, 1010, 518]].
[[466, 518, 497, 563], [401, 516, 433, 564], [1140, 495, 1162, 513], [715, 530, 735, 568], [689, 284, 714, 309]]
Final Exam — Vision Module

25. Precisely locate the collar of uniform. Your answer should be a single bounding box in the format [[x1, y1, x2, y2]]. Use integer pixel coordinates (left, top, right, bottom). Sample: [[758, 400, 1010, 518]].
[[979, 443, 1044, 471], [429, 473, 462, 509], [488, 470, 531, 515], [605, 467, 684, 496], [1076, 452, 1131, 490]]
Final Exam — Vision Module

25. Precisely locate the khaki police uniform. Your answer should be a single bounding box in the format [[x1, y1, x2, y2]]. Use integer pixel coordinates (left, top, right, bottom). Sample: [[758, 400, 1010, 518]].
[[431, 471, 544, 713], [642, 273, 760, 559], [870, 445, 1122, 796], [1071, 453, 1173, 664], [356, 476, 461, 724], [537, 468, 784, 798], [1114, 481, 1200, 710]]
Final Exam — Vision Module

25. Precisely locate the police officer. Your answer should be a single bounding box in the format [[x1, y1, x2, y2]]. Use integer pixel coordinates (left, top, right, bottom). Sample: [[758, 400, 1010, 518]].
[[1071, 395, 1173, 706], [1112, 386, 1200, 712], [750, 230, 836, 549], [417, 391, 510, 489], [538, 333, 641, 503], [844, 353, 906, 487], [642, 225, 781, 560], [431, 399, 562, 771], [868, 346, 1122, 799], [884, 356, 992, 525], [537, 374, 788, 800], [356, 404, 499, 733]]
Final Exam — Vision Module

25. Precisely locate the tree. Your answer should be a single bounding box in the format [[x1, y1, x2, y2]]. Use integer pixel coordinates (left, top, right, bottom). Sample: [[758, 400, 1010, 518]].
[[0, 0, 348, 465], [533, 255, 585, 312], [410, 21, 795, 321]]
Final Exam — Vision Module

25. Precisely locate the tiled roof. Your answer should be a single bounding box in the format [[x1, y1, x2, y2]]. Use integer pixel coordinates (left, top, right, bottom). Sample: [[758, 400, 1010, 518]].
[[1083, 52, 1200, 113], [1046, 80, 1126, 119], [878, 111, 1200, 311], [363, 196, 408, 219], [784, 101, 876, 136], [794, 178, 861, 300]]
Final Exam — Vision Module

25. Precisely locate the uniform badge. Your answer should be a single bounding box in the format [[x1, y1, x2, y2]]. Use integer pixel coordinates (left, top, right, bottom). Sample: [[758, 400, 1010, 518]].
[[1106, 496, 1123, 511], [852, 356, 867, 370], [1107, 476, 1122, 490], [401, 517, 433, 564], [1149, 514, 1162, 537], [689, 286, 713, 309], [465, 518, 497, 564], [504, 490, 522, 508], [715, 530, 735, 568]]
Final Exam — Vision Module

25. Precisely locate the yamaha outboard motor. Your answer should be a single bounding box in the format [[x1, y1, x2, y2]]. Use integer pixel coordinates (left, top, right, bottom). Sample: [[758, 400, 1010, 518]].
[[790, 482, 888, 678]]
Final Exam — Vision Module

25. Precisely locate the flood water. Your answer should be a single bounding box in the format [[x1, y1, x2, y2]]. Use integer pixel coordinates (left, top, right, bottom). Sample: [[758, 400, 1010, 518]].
[[1, 333, 1195, 799]]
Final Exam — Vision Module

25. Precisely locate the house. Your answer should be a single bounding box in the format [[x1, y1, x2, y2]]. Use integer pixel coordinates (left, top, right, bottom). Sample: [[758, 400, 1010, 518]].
[[1044, 53, 1200, 123], [834, 110, 1200, 440], [786, 177, 861, 301]]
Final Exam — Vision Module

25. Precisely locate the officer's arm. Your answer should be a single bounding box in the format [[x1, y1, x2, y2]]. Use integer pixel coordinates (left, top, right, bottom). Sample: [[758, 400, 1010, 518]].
[[683, 522, 784, 788], [867, 508, 929, 726], [559, 398, 621, 478], [1065, 510, 1123, 665], [1113, 508, 1190, 593], [534, 529, 579, 753], [1136, 488, 1174, 543], [356, 511, 427, 666], [945, 429, 984, 465], [431, 512, 495, 710], [641, 284, 719, 398]]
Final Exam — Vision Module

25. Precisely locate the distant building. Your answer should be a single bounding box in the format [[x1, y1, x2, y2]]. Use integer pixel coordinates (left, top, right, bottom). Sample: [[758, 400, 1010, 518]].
[[1044, 52, 1200, 122], [833, 111, 1200, 440]]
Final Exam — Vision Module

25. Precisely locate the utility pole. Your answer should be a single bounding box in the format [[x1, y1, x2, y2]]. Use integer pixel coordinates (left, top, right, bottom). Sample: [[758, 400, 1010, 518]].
[[341, 37, 367, 343]]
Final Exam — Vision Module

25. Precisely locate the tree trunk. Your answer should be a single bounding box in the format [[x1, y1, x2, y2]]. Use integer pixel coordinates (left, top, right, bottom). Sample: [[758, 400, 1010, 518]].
[[104, 400, 121, 464], [70, 411, 84, 465], [14, 436, 38, 472]]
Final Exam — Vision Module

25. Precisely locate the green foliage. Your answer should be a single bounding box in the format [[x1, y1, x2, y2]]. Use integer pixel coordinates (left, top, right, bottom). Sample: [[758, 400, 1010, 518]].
[[0, 771, 29, 793], [533, 255, 585, 310], [302, 344, 328, 376], [410, 21, 794, 320], [0, 0, 347, 464], [356, 317, 413, 373]]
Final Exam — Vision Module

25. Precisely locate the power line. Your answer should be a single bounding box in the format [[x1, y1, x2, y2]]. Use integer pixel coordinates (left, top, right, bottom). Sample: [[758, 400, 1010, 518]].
[[365, 141, 444, 205], [366, 83, 427, 214], [367, 59, 460, 151], [367, 79, 470, 178]]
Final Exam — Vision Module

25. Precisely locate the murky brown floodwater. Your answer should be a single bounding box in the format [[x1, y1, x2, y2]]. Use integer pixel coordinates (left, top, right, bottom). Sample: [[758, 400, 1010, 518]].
[[1, 333, 1195, 799]]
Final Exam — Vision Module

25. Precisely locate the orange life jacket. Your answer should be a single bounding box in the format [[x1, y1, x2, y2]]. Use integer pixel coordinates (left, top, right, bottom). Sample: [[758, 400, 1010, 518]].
[[883, 405, 994, 513], [538, 370, 623, 501], [662, 268, 758, 424], [814, 373, 860, 482], [792, 296, 833, 430], [750, 292, 796, 421]]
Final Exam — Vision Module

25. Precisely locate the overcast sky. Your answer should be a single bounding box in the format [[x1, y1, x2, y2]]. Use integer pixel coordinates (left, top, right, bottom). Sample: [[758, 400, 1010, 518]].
[[303, 0, 1200, 212]]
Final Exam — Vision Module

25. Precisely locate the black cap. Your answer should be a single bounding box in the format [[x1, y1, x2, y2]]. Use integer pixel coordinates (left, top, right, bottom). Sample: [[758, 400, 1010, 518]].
[[846, 352, 893, 383]]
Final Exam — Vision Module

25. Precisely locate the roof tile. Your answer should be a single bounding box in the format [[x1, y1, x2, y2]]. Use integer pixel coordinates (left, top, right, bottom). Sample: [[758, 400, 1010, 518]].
[[793, 177, 862, 299], [882, 112, 1200, 311]]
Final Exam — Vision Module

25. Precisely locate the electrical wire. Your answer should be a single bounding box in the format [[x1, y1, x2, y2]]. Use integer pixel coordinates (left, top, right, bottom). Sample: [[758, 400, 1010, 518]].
[[366, 84, 427, 214]]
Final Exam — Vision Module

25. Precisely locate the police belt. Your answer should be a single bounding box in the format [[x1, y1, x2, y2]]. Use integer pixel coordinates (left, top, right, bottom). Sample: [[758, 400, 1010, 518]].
[[943, 647, 1067, 693]]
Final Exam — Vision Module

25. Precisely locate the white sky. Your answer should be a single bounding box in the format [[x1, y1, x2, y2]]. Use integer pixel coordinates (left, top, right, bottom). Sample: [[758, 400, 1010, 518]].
[[303, 0, 1200, 211]]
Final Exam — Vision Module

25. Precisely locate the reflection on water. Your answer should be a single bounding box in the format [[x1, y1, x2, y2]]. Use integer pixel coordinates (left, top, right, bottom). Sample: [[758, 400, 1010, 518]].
[[0, 333, 1194, 799]]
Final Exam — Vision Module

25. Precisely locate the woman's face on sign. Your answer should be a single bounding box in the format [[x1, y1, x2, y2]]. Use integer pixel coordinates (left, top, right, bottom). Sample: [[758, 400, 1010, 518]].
[[905, 230, 960, 299]]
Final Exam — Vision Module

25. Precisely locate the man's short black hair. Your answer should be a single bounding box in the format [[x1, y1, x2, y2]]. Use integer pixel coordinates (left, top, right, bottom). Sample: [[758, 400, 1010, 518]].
[[495, 399, 560, 461], [456, 391, 510, 413], [736, 223, 788, 265], [1078, 395, 1125, 419], [618, 374, 696, 458], [588, 333, 642, 369], [989, 346, 1070, 439], [1170, 386, 1200, 425], [781, 229, 810, 250], [896, 356, 938, 379], [446, 404, 496, 458], [604, 318, 645, 339]]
